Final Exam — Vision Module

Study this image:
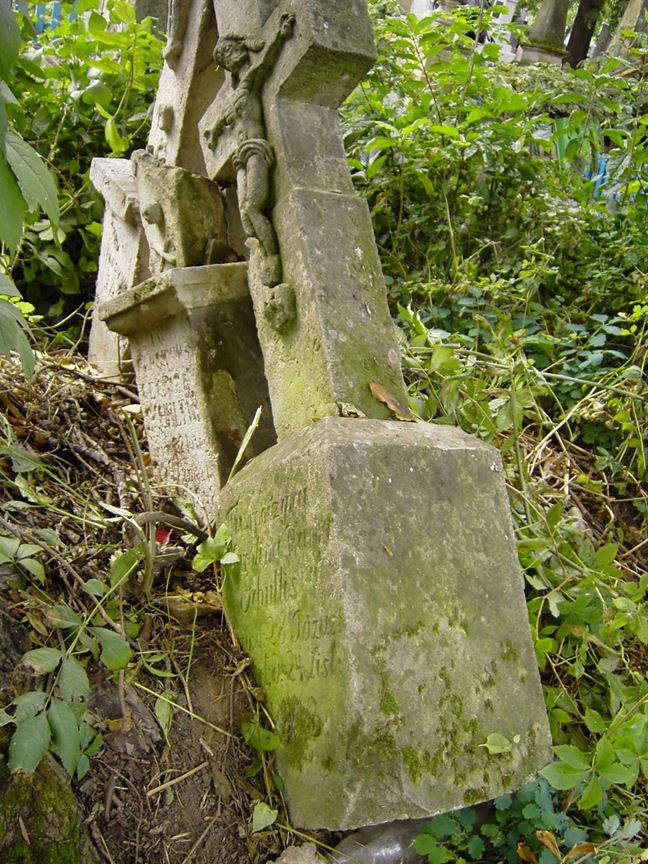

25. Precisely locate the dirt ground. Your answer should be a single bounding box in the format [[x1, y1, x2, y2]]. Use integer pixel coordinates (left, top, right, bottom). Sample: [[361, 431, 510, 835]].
[[0, 355, 327, 864]]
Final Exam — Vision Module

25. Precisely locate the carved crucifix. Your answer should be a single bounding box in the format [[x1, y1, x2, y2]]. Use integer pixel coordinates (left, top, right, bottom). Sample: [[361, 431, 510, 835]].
[[194, 0, 409, 439]]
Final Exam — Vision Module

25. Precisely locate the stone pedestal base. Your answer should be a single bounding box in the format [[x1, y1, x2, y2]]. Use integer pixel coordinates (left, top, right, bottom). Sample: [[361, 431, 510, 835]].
[[216, 418, 551, 829], [515, 43, 565, 64], [101, 263, 275, 517]]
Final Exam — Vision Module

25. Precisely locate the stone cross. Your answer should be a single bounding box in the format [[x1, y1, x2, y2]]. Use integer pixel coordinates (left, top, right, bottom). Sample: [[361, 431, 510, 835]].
[[159, 0, 409, 439], [95, 0, 552, 832]]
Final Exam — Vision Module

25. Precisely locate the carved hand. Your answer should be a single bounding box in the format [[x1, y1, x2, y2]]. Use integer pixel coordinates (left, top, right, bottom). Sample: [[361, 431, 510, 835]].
[[279, 13, 295, 38]]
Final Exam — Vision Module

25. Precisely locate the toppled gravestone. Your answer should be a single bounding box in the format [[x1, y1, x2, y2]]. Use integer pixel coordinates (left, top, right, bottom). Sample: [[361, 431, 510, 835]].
[[95, 0, 552, 831]]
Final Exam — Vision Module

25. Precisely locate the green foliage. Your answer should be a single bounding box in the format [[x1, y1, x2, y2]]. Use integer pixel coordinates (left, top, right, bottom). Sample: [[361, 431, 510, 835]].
[[192, 523, 240, 572], [0, 539, 137, 777], [352, 4, 647, 858], [415, 779, 644, 863], [4, 0, 162, 323]]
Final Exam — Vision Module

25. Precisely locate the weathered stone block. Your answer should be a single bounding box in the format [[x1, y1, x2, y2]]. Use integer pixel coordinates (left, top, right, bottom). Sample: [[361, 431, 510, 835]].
[[101, 264, 275, 517], [250, 188, 406, 438], [217, 417, 551, 829], [88, 158, 149, 379]]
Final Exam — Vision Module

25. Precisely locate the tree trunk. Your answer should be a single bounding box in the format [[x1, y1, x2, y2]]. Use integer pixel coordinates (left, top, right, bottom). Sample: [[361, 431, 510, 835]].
[[565, 0, 604, 65]]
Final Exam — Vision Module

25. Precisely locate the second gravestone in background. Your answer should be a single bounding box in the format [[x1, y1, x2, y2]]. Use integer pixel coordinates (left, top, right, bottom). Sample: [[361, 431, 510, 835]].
[[95, 0, 552, 831]]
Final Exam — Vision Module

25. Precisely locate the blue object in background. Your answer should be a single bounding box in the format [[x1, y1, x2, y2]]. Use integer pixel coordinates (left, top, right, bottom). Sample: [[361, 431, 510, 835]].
[[587, 155, 609, 197], [34, 2, 77, 34]]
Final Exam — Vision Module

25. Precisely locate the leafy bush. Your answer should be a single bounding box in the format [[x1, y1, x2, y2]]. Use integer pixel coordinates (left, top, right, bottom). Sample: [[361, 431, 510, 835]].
[[345, 5, 647, 858], [4, 0, 162, 324]]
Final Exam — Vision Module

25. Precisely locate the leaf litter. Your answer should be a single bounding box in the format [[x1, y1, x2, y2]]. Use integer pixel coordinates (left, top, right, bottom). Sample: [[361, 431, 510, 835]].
[[0, 353, 315, 864]]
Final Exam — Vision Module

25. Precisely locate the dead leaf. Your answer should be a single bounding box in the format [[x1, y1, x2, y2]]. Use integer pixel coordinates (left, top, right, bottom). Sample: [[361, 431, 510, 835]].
[[517, 843, 538, 864], [369, 381, 416, 421], [336, 401, 367, 418], [565, 842, 596, 860], [536, 831, 562, 859]]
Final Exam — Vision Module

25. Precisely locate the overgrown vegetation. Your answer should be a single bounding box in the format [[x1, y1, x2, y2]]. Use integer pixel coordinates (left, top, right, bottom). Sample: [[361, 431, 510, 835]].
[[342, 3, 647, 861], [0, 0, 646, 862], [0, 0, 161, 329]]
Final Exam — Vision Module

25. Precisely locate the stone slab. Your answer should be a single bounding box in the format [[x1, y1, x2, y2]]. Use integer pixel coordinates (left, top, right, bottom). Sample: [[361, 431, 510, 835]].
[[216, 417, 552, 829], [88, 158, 149, 379], [251, 187, 406, 437], [132, 150, 230, 275], [515, 43, 565, 64], [101, 264, 276, 517], [148, 0, 221, 174]]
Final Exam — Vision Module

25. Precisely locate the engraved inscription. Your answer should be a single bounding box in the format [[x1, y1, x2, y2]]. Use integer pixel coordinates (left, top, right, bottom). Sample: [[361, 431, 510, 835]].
[[225, 481, 344, 688]]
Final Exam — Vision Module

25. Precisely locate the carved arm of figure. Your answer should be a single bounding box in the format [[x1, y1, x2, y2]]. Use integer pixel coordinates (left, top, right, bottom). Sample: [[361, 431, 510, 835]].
[[163, 0, 191, 69], [245, 13, 295, 92]]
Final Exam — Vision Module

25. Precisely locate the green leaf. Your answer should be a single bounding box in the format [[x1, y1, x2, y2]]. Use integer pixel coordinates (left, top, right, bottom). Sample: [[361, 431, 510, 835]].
[[429, 124, 460, 138], [0, 272, 20, 297], [48, 604, 83, 630], [154, 691, 176, 741], [4, 129, 59, 224], [0, 150, 26, 251], [242, 719, 280, 753], [34, 528, 62, 547], [584, 708, 607, 734], [22, 647, 62, 674], [220, 551, 240, 565], [598, 762, 635, 785], [427, 845, 454, 864], [0, 442, 41, 473], [467, 836, 485, 859], [0, 0, 21, 78], [58, 657, 90, 702], [0, 707, 12, 726], [251, 801, 278, 833], [105, 116, 128, 154], [89, 627, 132, 670], [479, 732, 512, 754], [19, 557, 45, 583], [76, 753, 90, 780], [8, 711, 51, 773], [82, 578, 107, 597], [553, 744, 590, 770], [110, 549, 139, 586], [422, 814, 460, 838], [48, 698, 81, 776], [192, 527, 232, 572], [414, 834, 441, 855], [540, 761, 589, 790], [0, 534, 20, 560], [578, 775, 602, 810], [0, 299, 34, 380], [13, 691, 47, 723]]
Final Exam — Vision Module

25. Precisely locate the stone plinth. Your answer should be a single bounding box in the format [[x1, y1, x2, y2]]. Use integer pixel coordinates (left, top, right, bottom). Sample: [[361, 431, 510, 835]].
[[101, 264, 275, 517], [515, 43, 565, 64], [88, 158, 149, 379], [216, 418, 552, 829]]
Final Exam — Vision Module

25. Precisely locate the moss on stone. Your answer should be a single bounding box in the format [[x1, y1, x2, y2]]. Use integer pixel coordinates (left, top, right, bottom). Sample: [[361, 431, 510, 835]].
[[379, 676, 399, 716], [464, 787, 487, 805], [0, 734, 98, 863]]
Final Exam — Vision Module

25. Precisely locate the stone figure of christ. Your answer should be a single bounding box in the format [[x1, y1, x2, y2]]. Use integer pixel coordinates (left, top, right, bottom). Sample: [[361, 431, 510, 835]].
[[206, 12, 295, 289]]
